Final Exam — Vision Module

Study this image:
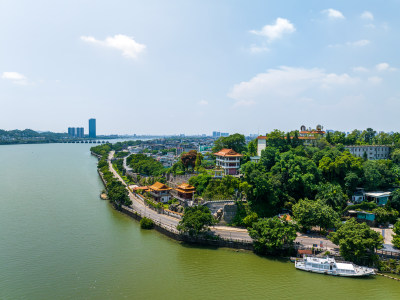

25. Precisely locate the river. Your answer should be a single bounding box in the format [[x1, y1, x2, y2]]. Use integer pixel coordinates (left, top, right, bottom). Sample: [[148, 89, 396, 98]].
[[0, 143, 399, 299]]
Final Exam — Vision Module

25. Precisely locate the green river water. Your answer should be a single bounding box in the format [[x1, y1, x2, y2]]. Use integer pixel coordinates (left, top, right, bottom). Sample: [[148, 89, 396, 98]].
[[0, 143, 399, 299]]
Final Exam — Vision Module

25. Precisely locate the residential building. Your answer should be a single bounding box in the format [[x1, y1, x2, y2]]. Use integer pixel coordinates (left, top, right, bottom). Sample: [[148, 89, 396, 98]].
[[256, 136, 267, 156], [347, 210, 376, 225], [89, 118, 96, 138], [365, 191, 391, 206], [213, 131, 221, 138], [76, 127, 84, 138], [68, 127, 76, 137], [214, 148, 242, 175], [345, 145, 391, 160], [351, 189, 391, 206], [147, 182, 172, 203]]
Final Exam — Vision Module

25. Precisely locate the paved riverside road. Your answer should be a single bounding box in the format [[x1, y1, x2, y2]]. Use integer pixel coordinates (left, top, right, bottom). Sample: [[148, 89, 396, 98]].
[[107, 151, 338, 248]]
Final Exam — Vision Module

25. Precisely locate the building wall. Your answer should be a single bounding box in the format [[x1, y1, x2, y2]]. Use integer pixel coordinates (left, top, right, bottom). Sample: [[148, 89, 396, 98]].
[[89, 118, 96, 138], [345, 145, 390, 160], [257, 138, 267, 156]]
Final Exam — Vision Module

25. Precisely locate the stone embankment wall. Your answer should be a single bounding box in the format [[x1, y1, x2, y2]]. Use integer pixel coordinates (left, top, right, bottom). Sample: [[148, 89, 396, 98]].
[[203, 200, 238, 223], [116, 204, 253, 250]]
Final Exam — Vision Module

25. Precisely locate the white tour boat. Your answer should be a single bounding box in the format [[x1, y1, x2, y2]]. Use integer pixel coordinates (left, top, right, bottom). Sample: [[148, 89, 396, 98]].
[[295, 255, 375, 277]]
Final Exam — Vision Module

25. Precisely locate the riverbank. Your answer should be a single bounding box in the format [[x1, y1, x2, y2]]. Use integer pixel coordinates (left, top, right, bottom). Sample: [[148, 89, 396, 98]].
[[94, 151, 255, 250]]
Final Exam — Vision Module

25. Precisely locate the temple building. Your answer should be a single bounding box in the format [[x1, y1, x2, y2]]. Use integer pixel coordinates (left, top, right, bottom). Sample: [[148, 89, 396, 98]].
[[214, 148, 242, 176], [175, 183, 196, 201], [147, 182, 172, 203]]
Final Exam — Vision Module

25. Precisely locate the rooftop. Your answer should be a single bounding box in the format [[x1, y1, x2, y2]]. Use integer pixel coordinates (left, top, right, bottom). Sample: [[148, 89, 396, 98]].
[[214, 148, 242, 157], [365, 191, 391, 197], [148, 182, 172, 191]]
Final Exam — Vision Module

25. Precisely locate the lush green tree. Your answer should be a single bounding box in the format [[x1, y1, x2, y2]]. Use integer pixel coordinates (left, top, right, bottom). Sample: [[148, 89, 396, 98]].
[[140, 217, 154, 229], [373, 207, 399, 225], [127, 154, 164, 176], [292, 199, 339, 231], [292, 131, 302, 148], [259, 147, 279, 172], [344, 172, 361, 196], [390, 189, 400, 212], [329, 218, 383, 264], [330, 131, 346, 145], [362, 160, 396, 191], [171, 160, 186, 175], [202, 175, 241, 200], [177, 206, 216, 236], [266, 129, 287, 151], [345, 129, 361, 145], [326, 131, 332, 144], [242, 212, 258, 228], [212, 133, 247, 153], [315, 183, 348, 210], [189, 173, 212, 196], [107, 180, 132, 206], [391, 149, 400, 165], [318, 151, 363, 184], [249, 217, 297, 255], [392, 220, 400, 249], [361, 128, 377, 144], [271, 151, 320, 201], [247, 139, 257, 156], [194, 152, 203, 171], [240, 161, 279, 216]]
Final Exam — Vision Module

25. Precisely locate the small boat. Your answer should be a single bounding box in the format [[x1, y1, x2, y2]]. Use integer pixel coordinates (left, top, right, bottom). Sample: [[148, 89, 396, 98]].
[[295, 255, 375, 277]]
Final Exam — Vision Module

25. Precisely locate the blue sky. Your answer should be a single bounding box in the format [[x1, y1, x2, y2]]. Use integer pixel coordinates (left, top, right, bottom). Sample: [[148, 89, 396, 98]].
[[1, 0, 399, 135]]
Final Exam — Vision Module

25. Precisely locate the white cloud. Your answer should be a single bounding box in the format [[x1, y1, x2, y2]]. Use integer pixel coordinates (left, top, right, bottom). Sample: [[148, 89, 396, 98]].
[[250, 18, 295, 42], [329, 40, 370, 48], [198, 100, 208, 106], [2, 72, 26, 80], [1, 71, 29, 85], [249, 44, 269, 54], [376, 62, 396, 72], [322, 8, 345, 19], [368, 76, 383, 84], [81, 34, 146, 59], [361, 11, 374, 20], [353, 66, 369, 73], [228, 66, 359, 106], [348, 40, 370, 47]]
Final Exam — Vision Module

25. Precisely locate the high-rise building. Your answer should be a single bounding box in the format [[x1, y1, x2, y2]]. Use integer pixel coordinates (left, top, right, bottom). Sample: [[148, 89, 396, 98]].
[[89, 118, 96, 138], [213, 131, 221, 138], [68, 127, 76, 137], [77, 127, 84, 138]]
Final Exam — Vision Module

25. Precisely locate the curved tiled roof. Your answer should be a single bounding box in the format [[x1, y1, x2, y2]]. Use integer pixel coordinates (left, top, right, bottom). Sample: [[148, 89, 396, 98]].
[[149, 182, 172, 191], [214, 148, 242, 157]]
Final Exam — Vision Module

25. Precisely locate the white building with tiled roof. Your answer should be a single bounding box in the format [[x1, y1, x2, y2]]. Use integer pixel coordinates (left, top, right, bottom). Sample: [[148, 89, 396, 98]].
[[214, 148, 242, 176]]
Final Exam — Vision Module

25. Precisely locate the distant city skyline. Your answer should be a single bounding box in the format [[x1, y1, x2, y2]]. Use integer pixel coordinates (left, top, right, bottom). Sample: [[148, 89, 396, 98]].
[[1, 1, 400, 135]]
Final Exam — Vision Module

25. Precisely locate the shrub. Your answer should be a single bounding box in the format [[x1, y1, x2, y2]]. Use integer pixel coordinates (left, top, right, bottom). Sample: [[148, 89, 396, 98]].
[[140, 217, 154, 229]]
